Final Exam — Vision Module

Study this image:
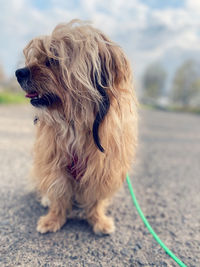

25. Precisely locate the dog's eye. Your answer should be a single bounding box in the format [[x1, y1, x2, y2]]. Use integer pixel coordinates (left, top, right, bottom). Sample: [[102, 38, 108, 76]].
[[45, 58, 59, 67], [45, 59, 51, 67]]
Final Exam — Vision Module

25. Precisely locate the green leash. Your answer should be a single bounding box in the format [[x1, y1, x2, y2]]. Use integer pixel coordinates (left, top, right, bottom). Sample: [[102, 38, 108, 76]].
[[126, 174, 187, 267]]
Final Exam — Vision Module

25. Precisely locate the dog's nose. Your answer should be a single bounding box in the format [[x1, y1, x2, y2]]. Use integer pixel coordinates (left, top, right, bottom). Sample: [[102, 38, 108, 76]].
[[15, 67, 30, 82]]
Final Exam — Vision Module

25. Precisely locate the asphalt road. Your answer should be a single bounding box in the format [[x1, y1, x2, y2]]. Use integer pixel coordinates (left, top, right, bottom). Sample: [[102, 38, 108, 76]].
[[0, 105, 200, 267]]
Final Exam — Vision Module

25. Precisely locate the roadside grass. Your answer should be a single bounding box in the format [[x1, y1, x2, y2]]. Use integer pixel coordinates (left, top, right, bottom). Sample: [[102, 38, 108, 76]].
[[0, 91, 28, 104]]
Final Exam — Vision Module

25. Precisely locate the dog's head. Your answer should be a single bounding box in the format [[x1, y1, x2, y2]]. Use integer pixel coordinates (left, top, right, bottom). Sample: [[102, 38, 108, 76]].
[[15, 20, 132, 152]]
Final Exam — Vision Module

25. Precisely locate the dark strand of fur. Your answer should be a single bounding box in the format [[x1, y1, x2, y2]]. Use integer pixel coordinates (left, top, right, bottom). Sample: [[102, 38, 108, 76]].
[[92, 74, 110, 153]]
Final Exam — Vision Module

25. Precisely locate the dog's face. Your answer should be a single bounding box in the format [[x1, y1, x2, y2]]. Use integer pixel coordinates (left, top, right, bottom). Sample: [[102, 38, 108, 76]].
[[15, 63, 60, 108], [15, 20, 131, 151]]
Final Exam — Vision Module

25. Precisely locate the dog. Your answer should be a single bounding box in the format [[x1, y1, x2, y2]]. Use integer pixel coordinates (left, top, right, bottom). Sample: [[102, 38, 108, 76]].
[[15, 19, 138, 234]]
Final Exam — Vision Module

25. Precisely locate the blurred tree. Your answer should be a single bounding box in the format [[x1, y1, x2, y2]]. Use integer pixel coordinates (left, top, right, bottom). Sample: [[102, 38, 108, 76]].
[[0, 63, 6, 82], [170, 60, 200, 108], [141, 62, 167, 105]]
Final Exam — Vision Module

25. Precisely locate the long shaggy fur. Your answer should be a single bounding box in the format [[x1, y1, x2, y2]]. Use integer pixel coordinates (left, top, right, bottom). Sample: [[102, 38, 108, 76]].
[[17, 20, 138, 234]]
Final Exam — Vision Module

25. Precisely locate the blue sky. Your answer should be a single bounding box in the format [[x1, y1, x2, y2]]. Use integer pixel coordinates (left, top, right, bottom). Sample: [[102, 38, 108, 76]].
[[0, 0, 200, 92], [32, 0, 184, 11], [32, 0, 81, 11], [32, 0, 49, 10], [142, 0, 184, 9]]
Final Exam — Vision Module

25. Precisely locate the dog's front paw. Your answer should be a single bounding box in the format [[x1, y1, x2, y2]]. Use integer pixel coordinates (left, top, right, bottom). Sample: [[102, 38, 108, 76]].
[[37, 215, 66, 234], [93, 217, 115, 235]]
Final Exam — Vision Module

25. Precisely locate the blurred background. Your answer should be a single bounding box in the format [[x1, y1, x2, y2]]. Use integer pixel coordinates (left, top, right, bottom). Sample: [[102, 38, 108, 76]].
[[0, 0, 200, 112], [1, 2, 200, 265]]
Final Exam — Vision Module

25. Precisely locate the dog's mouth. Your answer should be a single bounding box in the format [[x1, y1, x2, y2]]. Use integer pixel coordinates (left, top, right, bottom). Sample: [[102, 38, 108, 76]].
[[21, 84, 60, 108], [25, 91, 47, 107], [25, 91, 60, 108], [25, 91, 39, 99]]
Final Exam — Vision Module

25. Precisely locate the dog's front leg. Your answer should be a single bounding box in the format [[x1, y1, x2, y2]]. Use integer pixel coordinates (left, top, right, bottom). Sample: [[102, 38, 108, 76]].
[[86, 199, 115, 235], [36, 176, 73, 234]]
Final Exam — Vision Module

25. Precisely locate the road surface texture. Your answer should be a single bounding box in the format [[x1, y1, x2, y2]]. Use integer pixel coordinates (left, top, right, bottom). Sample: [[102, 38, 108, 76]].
[[0, 105, 200, 267]]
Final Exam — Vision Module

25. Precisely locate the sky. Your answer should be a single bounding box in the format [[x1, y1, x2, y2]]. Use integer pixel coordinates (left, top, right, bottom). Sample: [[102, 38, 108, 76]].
[[0, 0, 200, 92]]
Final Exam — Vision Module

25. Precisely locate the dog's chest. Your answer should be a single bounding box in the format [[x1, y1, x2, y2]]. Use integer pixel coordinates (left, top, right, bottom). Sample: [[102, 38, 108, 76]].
[[67, 154, 88, 181], [35, 114, 89, 181]]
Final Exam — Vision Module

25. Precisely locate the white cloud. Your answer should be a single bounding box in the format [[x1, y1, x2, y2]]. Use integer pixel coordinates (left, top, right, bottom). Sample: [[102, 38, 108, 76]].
[[185, 0, 200, 10], [0, 0, 200, 85]]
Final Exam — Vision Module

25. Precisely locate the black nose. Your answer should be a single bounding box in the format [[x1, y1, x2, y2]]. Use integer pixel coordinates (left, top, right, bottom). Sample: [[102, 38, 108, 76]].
[[15, 67, 30, 82]]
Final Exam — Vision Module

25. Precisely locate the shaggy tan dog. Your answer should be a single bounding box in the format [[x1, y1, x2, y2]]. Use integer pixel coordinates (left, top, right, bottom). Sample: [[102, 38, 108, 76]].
[[15, 20, 138, 234]]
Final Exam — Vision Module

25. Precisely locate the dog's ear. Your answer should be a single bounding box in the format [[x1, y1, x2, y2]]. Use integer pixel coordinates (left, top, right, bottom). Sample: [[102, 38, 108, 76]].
[[92, 72, 110, 152], [92, 71, 110, 153], [92, 44, 130, 153]]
